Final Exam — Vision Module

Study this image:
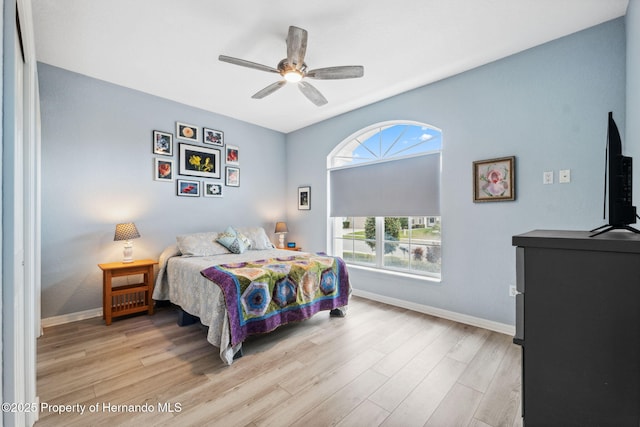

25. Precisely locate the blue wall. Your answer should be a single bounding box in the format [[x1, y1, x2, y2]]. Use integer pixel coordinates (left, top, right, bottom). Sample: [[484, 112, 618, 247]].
[[39, 64, 287, 318], [285, 18, 626, 326]]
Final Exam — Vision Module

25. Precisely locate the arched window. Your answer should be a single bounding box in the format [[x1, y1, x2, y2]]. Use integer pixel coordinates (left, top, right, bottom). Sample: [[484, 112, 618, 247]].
[[328, 121, 442, 278]]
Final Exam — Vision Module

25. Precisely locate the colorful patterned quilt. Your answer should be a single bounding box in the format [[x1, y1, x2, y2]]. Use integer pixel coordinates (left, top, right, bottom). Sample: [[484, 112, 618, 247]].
[[200, 253, 350, 346]]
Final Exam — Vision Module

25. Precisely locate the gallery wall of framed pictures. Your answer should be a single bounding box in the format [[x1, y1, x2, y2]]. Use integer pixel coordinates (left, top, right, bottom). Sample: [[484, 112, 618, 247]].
[[152, 121, 239, 198]]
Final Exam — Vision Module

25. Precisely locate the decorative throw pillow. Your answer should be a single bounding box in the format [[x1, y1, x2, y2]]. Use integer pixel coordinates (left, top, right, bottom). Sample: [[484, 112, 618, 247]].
[[216, 226, 251, 254], [176, 232, 230, 257], [235, 226, 275, 250]]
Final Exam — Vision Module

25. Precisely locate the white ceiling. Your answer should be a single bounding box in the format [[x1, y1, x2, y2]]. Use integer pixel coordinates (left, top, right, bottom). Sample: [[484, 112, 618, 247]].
[[32, 0, 628, 133]]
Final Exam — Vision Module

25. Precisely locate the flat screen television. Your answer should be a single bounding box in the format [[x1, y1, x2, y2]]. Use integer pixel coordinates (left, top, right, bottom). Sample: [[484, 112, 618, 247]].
[[591, 112, 639, 236]]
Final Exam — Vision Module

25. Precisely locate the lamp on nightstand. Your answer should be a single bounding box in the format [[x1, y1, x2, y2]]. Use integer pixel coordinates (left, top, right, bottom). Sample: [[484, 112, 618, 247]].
[[114, 222, 140, 263], [274, 222, 288, 249]]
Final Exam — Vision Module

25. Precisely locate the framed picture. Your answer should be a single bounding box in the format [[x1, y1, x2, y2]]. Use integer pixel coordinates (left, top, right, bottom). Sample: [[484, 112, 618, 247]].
[[179, 143, 221, 179], [226, 145, 239, 165], [177, 179, 200, 197], [203, 127, 224, 146], [298, 186, 311, 210], [176, 121, 199, 142], [225, 166, 240, 187], [473, 156, 516, 202], [154, 158, 174, 181], [204, 182, 223, 198], [152, 130, 173, 156]]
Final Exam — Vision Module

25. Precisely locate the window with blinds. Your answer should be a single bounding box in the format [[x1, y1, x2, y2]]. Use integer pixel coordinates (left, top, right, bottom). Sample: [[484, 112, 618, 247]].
[[328, 122, 442, 278]]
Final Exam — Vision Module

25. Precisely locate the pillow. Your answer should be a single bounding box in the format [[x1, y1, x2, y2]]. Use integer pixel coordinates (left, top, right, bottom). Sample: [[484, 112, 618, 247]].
[[235, 226, 275, 250], [176, 232, 230, 257], [216, 226, 251, 254]]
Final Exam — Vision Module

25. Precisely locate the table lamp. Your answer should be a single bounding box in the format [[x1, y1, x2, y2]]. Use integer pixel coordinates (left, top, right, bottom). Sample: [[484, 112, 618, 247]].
[[274, 222, 288, 249], [114, 222, 140, 263]]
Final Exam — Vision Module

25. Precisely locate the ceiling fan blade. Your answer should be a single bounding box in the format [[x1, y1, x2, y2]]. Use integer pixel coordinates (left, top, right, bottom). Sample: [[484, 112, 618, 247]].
[[252, 80, 287, 99], [298, 81, 327, 106], [218, 55, 280, 74], [286, 26, 308, 69], [305, 65, 364, 79]]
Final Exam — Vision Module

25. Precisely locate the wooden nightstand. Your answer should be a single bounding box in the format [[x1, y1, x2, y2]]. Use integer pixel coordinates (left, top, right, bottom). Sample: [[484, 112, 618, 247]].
[[283, 247, 302, 251], [98, 259, 158, 325]]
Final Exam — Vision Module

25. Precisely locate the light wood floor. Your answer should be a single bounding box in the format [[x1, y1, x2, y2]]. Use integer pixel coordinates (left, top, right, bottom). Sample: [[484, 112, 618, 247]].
[[36, 296, 522, 427]]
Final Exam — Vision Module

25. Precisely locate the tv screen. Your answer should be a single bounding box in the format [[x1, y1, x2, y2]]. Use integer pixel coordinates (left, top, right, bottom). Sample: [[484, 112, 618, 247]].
[[591, 112, 638, 236]]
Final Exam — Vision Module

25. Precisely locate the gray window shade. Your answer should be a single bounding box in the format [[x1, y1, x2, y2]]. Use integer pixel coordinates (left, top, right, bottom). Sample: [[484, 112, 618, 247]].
[[330, 153, 440, 217]]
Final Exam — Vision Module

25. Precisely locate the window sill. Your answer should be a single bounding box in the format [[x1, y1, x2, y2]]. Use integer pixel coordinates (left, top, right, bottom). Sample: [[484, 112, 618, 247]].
[[345, 263, 442, 283]]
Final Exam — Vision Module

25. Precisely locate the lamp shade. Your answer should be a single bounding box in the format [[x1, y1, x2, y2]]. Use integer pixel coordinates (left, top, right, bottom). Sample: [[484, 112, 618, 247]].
[[274, 222, 288, 234], [114, 222, 140, 241]]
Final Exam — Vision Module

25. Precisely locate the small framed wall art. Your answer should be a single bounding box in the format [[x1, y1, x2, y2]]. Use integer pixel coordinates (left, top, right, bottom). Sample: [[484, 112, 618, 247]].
[[154, 158, 174, 181], [472, 156, 516, 202], [298, 186, 310, 210], [177, 179, 200, 197], [204, 128, 224, 146], [176, 122, 199, 142], [225, 166, 240, 187], [153, 130, 173, 156], [204, 182, 223, 198], [226, 145, 239, 165], [179, 143, 221, 179]]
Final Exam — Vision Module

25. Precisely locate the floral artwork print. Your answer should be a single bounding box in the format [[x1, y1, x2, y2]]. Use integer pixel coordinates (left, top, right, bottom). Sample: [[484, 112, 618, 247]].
[[225, 167, 240, 187], [473, 156, 515, 202], [154, 158, 174, 181], [177, 179, 200, 197], [203, 128, 224, 146], [188, 154, 214, 172], [158, 162, 171, 177], [176, 122, 198, 142], [226, 145, 239, 165], [481, 164, 509, 196], [179, 143, 221, 179], [204, 183, 223, 198], [153, 130, 173, 156]]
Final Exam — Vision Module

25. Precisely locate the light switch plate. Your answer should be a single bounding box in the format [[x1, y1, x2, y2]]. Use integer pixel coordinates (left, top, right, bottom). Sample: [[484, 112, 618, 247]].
[[559, 169, 571, 183], [543, 171, 553, 184]]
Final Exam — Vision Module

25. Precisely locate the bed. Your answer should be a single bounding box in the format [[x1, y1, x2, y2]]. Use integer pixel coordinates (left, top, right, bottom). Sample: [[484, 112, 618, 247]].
[[152, 226, 351, 365]]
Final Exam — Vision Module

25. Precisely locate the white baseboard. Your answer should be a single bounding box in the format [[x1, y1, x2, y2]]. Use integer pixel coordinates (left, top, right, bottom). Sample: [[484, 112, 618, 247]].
[[41, 307, 103, 329], [41, 292, 516, 337], [352, 289, 516, 336]]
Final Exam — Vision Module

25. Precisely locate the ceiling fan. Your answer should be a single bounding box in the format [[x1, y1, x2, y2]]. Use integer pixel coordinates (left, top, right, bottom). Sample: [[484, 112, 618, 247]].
[[219, 26, 364, 106]]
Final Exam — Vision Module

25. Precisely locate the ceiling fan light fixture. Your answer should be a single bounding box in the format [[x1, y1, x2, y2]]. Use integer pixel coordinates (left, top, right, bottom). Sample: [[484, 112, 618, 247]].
[[218, 26, 364, 106], [284, 70, 303, 83]]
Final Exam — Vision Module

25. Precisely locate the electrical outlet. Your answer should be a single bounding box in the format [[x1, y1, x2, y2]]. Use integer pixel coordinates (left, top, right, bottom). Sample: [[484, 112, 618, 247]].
[[543, 171, 553, 184], [509, 285, 517, 297]]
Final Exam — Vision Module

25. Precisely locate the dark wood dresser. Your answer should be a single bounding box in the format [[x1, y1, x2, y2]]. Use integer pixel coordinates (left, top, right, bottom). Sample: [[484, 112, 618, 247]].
[[513, 230, 640, 426]]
